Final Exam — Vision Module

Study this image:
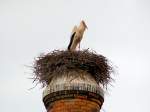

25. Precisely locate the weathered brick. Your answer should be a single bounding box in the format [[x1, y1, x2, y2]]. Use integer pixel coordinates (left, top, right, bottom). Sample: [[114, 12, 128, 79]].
[[48, 98, 100, 112]]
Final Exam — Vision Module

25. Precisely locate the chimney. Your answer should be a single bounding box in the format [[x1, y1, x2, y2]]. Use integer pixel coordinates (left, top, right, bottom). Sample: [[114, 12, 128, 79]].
[[33, 50, 112, 112], [43, 70, 104, 112]]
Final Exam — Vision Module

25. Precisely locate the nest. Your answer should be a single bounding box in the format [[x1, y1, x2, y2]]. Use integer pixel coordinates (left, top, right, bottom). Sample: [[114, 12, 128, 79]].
[[33, 49, 113, 87]]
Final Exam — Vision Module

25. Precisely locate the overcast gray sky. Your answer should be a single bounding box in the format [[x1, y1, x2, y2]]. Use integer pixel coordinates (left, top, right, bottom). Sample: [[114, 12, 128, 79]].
[[0, 0, 150, 112]]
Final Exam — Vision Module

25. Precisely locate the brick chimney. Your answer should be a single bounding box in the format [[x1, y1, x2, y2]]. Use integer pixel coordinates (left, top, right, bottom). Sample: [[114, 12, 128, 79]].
[[33, 50, 112, 112], [43, 70, 104, 112]]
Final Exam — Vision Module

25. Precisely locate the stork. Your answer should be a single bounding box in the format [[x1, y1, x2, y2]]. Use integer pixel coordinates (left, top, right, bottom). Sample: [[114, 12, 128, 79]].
[[68, 20, 88, 51]]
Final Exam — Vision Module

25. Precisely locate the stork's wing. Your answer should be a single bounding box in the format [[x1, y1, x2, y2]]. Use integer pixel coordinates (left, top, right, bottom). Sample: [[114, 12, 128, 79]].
[[68, 32, 76, 50], [68, 26, 78, 50]]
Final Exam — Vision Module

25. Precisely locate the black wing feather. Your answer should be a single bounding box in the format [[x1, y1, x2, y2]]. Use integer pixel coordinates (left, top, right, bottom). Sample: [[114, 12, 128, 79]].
[[68, 32, 76, 50]]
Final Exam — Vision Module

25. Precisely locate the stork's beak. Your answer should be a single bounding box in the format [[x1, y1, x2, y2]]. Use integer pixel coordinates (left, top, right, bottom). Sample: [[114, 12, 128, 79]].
[[86, 25, 88, 29], [81, 20, 88, 29], [84, 23, 88, 29]]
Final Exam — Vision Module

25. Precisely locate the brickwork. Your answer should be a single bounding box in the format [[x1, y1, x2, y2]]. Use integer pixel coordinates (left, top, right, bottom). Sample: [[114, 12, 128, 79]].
[[43, 71, 104, 112], [48, 98, 101, 112], [43, 90, 104, 110], [43, 83, 104, 99]]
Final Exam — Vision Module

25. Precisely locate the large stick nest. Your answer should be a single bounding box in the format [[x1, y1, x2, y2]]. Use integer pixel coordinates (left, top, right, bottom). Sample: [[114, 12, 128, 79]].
[[33, 49, 113, 87]]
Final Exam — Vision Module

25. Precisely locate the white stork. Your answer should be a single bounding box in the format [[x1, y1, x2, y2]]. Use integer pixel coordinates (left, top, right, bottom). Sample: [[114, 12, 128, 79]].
[[68, 20, 88, 51]]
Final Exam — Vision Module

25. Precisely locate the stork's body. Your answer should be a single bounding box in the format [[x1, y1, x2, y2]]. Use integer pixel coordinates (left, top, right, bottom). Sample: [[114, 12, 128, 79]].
[[68, 20, 87, 51]]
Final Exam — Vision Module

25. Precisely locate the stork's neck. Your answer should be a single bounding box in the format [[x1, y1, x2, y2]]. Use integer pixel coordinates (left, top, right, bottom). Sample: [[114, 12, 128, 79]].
[[78, 24, 86, 32]]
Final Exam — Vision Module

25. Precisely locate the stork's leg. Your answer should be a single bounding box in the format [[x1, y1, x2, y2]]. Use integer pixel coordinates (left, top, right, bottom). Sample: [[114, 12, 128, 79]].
[[79, 42, 80, 50]]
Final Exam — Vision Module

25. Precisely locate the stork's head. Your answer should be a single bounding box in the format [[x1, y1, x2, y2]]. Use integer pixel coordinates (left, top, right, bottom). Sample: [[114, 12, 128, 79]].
[[81, 20, 88, 29]]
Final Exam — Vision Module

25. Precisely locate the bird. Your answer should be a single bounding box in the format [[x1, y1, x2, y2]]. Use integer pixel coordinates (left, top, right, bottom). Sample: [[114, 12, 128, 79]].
[[68, 20, 88, 51]]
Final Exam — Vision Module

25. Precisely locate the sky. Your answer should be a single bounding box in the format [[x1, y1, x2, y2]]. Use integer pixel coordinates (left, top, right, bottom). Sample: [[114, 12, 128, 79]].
[[0, 0, 150, 112]]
